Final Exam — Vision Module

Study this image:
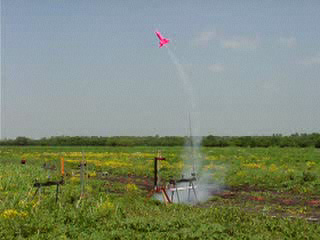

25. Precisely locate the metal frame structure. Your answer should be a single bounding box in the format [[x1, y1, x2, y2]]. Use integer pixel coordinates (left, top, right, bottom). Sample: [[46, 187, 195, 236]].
[[32, 177, 64, 203], [32, 156, 65, 203], [148, 151, 199, 204], [167, 175, 198, 203]]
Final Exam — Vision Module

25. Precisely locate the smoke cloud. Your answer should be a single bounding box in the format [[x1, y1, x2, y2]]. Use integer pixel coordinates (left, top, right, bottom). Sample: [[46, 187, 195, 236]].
[[166, 48, 225, 204]]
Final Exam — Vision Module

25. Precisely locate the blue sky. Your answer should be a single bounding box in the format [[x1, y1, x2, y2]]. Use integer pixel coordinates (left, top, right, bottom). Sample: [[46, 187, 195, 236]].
[[1, 0, 320, 138]]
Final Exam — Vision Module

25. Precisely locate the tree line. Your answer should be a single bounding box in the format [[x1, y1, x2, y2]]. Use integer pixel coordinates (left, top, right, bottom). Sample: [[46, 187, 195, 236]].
[[0, 133, 320, 148]]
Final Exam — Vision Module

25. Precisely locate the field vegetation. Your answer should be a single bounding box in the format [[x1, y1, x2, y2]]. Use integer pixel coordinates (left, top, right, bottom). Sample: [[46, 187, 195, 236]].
[[0, 146, 320, 239]]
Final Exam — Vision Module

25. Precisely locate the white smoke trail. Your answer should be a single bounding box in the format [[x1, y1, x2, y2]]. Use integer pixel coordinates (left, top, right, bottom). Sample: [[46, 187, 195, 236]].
[[166, 47, 224, 204], [167, 48, 196, 111], [166, 48, 200, 172]]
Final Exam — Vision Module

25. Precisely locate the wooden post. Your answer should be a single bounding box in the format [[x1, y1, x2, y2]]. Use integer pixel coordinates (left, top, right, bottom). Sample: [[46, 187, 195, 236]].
[[154, 156, 158, 188], [60, 156, 65, 177], [80, 151, 86, 198]]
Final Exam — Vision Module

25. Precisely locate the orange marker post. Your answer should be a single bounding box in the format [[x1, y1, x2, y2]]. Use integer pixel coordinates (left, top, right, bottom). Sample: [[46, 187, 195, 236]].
[[60, 157, 65, 176]]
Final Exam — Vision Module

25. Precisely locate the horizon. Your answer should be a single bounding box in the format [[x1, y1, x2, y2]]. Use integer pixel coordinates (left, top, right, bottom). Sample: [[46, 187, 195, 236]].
[[2, 132, 318, 141]]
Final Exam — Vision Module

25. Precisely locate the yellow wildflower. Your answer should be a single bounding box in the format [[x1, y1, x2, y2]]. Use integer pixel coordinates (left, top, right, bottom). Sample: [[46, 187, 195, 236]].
[[306, 161, 316, 168], [174, 162, 184, 170], [237, 171, 246, 177], [86, 185, 93, 193], [269, 164, 278, 172], [1, 209, 28, 219], [70, 177, 80, 183], [18, 200, 27, 207], [32, 200, 40, 208], [126, 183, 138, 192], [206, 156, 218, 161], [203, 164, 225, 171], [158, 161, 172, 169], [243, 163, 262, 169], [99, 200, 114, 210], [102, 161, 132, 168], [287, 169, 295, 174], [65, 159, 81, 163]]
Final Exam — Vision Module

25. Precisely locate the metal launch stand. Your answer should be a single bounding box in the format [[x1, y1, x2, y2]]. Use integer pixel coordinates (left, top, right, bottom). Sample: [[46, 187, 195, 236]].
[[147, 151, 199, 204], [167, 174, 199, 203], [147, 151, 172, 204], [32, 177, 64, 203], [32, 156, 65, 203]]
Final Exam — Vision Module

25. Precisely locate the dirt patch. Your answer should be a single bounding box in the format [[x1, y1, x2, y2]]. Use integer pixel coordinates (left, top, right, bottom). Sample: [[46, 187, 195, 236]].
[[96, 174, 155, 192], [307, 200, 320, 207], [204, 186, 320, 223]]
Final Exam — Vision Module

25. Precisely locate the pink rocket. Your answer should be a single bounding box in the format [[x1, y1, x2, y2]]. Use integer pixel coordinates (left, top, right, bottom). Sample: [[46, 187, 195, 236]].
[[155, 31, 170, 48]]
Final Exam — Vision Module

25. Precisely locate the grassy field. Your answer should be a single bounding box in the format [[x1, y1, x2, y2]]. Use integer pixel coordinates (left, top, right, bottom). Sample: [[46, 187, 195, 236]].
[[0, 146, 320, 239]]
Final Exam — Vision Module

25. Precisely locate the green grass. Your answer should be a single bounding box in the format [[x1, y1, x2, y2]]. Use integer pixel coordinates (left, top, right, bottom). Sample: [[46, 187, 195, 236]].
[[0, 146, 320, 239]]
